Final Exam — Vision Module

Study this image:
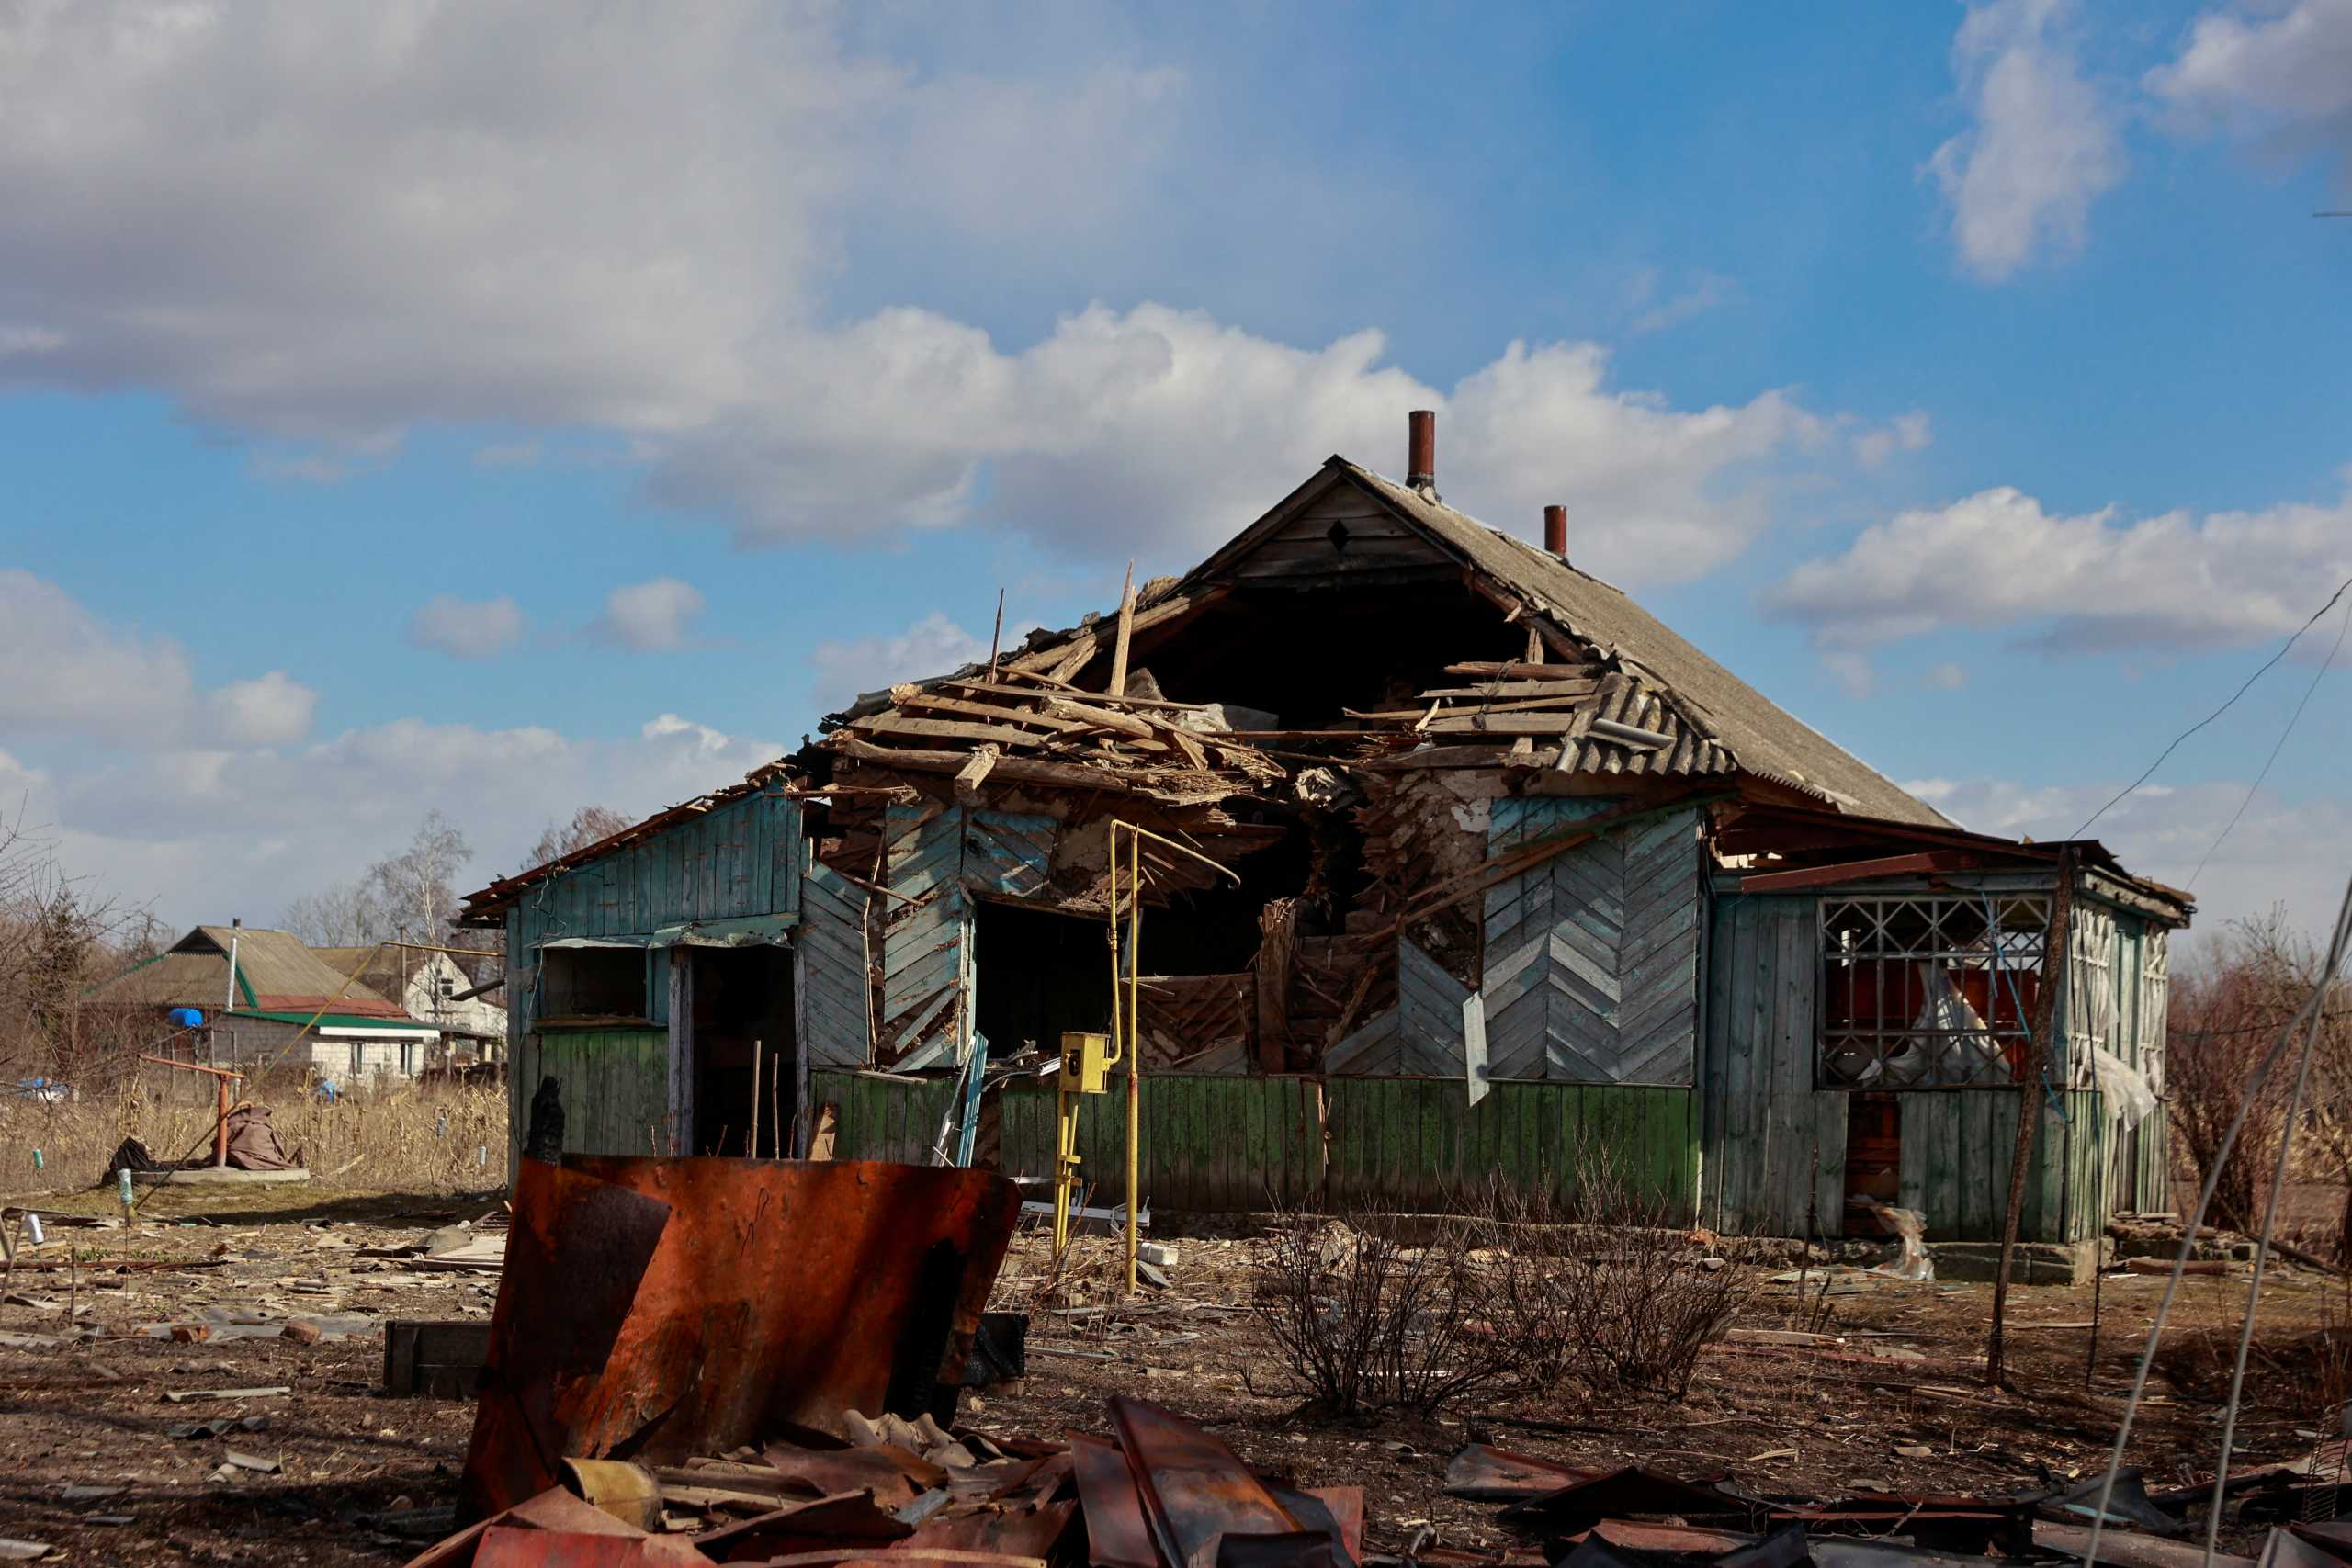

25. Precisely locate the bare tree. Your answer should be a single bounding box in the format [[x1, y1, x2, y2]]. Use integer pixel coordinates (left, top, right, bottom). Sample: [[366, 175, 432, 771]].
[[2170, 908, 2352, 1238], [278, 810, 481, 947], [520, 804, 633, 872]]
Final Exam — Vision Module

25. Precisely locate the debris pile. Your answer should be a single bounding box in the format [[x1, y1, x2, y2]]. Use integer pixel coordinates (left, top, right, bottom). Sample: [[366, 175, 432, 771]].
[[1435, 1438, 2351, 1568], [418, 1390, 1361, 1568]]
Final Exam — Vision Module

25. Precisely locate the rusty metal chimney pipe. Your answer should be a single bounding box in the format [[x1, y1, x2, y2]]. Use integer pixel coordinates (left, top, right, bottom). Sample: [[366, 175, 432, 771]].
[[1407, 410, 1436, 490], [1544, 503, 1567, 558]]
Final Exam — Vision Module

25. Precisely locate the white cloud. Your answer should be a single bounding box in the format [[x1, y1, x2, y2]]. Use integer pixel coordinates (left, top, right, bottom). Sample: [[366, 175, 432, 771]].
[[207, 671, 318, 748], [808, 612, 993, 713], [44, 710, 787, 931], [0, 570, 317, 747], [1905, 774, 2351, 951], [1818, 651, 1878, 699], [407, 594, 526, 660], [594, 578, 706, 653], [1927, 0, 2124, 281], [1852, 411, 1934, 468], [1626, 270, 1740, 336], [1924, 661, 1971, 691], [1766, 482, 2352, 651], [0, 3, 1893, 586], [2147, 0, 2352, 180]]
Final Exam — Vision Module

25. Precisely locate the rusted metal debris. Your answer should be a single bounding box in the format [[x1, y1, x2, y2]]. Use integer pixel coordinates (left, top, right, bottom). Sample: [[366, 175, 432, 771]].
[[420, 1382, 1360, 1568], [458, 1155, 1022, 1521], [1435, 1441, 2326, 1568]]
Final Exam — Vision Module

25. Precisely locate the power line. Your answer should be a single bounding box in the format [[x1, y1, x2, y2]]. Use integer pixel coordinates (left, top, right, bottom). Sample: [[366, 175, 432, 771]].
[[2189, 588, 2352, 888], [2071, 571, 2352, 840]]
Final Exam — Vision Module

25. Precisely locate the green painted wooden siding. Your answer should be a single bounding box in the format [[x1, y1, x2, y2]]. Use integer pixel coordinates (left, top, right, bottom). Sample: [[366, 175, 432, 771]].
[[1324, 1078, 1694, 1213], [813, 1070, 1689, 1215], [815, 1070, 959, 1164], [994, 1076, 1327, 1213], [1897, 1088, 2104, 1243], [522, 1027, 672, 1158]]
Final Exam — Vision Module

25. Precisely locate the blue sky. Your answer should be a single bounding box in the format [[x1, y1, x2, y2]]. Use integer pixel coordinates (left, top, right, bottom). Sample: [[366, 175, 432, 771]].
[[1, 0, 2346, 943]]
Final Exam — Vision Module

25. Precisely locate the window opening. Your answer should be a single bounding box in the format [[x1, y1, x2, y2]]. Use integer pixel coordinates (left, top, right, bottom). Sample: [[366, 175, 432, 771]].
[[1819, 893, 2048, 1089], [537, 946, 650, 1023]]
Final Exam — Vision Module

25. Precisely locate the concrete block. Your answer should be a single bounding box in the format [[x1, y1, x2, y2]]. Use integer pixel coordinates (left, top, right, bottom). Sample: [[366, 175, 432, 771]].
[[1928, 1237, 2108, 1285]]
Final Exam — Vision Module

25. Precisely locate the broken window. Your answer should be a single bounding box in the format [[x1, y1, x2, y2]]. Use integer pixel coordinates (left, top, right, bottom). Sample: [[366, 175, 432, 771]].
[[2064, 906, 2118, 1088], [2139, 928, 2169, 1095], [537, 943, 650, 1023], [1818, 893, 2048, 1089]]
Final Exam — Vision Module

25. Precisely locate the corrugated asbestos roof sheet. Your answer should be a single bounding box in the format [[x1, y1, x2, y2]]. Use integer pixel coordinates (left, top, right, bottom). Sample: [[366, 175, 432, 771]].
[[1320, 460, 1950, 826]]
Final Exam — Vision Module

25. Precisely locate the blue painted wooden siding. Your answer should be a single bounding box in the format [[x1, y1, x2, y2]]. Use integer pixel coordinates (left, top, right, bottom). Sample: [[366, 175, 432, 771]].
[[1480, 797, 1702, 1086], [797, 863, 869, 1068], [879, 803, 967, 1067], [876, 804, 1061, 1068], [1326, 940, 1468, 1076], [508, 788, 801, 955]]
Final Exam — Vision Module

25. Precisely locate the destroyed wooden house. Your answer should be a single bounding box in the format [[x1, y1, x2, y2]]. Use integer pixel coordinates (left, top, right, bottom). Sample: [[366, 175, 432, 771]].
[[460, 412, 2189, 1246]]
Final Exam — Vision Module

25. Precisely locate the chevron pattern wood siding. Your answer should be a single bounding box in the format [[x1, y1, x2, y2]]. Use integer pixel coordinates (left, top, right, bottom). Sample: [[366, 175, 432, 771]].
[[796, 863, 870, 1068], [1480, 797, 1702, 1086], [961, 810, 1056, 900], [878, 803, 969, 1067], [1325, 938, 1467, 1076]]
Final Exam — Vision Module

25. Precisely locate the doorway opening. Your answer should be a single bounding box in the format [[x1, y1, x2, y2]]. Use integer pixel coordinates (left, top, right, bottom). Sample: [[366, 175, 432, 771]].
[[972, 900, 1110, 1059], [684, 945, 796, 1156], [1842, 1093, 1901, 1236]]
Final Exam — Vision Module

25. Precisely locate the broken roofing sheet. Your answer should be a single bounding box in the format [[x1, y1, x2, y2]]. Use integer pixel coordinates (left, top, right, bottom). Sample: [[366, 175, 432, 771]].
[[458, 1155, 1022, 1520], [422, 1388, 1362, 1568], [1435, 1439, 2352, 1568]]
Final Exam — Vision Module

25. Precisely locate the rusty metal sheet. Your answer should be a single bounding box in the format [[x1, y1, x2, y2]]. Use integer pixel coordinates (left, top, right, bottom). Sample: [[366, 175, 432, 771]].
[[904, 1498, 1079, 1560], [1498, 1464, 1747, 1530], [692, 1491, 912, 1562], [460, 1156, 1021, 1521], [472, 1527, 707, 1568], [761, 1441, 948, 1510], [1070, 1433, 1159, 1568], [1111, 1395, 1304, 1568], [1442, 1444, 1596, 1503], [403, 1485, 663, 1568]]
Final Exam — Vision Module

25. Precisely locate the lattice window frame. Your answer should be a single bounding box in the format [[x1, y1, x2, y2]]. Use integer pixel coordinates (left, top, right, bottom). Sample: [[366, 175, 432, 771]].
[[1817, 892, 2049, 1091], [2066, 905, 2118, 1089], [2139, 927, 2170, 1096]]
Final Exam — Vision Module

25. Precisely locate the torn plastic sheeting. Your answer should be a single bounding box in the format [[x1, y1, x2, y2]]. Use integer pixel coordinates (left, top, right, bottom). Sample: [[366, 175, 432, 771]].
[[458, 1155, 1021, 1523], [1849, 1194, 1936, 1281], [2091, 1050, 2159, 1132]]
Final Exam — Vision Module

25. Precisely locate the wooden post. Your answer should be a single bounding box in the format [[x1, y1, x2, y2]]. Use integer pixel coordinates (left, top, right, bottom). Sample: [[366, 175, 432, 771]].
[[749, 1039, 762, 1160], [1988, 848, 2075, 1387], [1107, 562, 1136, 697]]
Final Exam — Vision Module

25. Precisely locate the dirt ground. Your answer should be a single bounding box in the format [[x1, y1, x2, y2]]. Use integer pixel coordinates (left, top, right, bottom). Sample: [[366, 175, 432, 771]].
[[0, 1177, 2345, 1566]]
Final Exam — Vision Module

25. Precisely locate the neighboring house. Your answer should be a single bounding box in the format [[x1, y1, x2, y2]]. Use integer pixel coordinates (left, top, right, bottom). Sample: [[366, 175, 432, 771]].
[[460, 412, 2188, 1253], [311, 945, 508, 1068], [85, 924, 440, 1083]]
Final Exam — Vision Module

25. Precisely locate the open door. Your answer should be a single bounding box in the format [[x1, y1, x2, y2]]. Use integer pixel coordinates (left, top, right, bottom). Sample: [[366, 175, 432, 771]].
[[680, 945, 797, 1157]]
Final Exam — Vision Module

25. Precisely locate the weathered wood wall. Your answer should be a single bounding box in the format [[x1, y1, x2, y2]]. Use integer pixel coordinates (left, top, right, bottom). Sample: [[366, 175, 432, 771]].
[[503, 789, 803, 1169], [1702, 888, 2133, 1244], [1482, 797, 1702, 1085], [811, 1069, 1691, 1215], [796, 863, 869, 1068], [518, 1026, 672, 1158]]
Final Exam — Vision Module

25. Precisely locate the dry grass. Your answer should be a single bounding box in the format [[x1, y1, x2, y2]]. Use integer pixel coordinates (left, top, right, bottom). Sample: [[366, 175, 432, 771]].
[[0, 1071, 508, 1201]]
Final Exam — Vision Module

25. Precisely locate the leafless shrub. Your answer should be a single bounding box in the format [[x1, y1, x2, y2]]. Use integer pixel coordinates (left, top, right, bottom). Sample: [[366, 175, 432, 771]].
[[1250, 1206, 1521, 1419], [2170, 908, 2352, 1238], [1466, 1147, 1763, 1402]]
